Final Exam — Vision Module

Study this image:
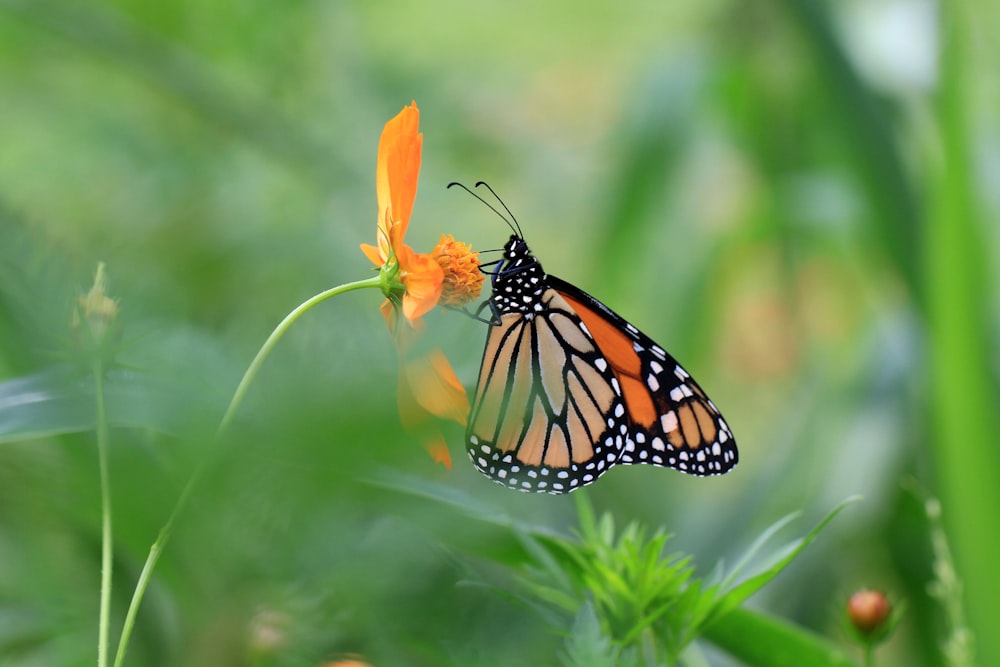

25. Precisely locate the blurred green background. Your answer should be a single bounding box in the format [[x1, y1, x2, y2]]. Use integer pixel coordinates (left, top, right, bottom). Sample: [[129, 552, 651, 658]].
[[0, 0, 997, 665]]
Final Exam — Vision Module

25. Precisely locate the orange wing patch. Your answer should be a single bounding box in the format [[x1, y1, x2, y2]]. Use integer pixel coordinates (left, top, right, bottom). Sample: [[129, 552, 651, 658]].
[[559, 291, 658, 428]]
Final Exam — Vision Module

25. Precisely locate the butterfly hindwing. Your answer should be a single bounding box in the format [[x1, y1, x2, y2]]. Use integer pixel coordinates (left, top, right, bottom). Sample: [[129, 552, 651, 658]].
[[549, 276, 738, 476]]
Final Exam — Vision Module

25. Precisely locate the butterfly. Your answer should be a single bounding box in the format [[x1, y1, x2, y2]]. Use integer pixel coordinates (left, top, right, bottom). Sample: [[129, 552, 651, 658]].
[[450, 182, 738, 494]]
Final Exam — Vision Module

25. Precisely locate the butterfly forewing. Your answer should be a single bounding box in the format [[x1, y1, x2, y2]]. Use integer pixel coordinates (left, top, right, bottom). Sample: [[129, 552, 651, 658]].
[[467, 290, 627, 493]]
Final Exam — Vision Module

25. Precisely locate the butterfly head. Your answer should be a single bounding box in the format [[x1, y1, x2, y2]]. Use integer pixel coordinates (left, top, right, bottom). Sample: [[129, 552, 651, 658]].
[[503, 233, 531, 261], [445, 182, 546, 315]]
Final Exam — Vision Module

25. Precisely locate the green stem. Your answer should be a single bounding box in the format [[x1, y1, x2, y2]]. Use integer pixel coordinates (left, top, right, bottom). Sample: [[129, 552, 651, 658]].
[[111, 275, 382, 667], [112, 466, 201, 667], [94, 359, 112, 667], [217, 275, 383, 433]]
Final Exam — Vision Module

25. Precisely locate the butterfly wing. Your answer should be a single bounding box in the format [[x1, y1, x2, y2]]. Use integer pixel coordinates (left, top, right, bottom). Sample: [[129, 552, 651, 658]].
[[464, 232, 737, 493], [466, 288, 629, 493], [548, 275, 738, 476]]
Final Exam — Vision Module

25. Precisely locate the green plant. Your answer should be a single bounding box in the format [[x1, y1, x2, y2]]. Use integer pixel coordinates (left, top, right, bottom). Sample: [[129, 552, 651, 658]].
[[516, 495, 860, 666]]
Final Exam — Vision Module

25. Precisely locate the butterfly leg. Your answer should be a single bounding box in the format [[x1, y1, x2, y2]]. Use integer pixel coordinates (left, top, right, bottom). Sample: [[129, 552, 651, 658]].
[[446, 300, 500, 325]]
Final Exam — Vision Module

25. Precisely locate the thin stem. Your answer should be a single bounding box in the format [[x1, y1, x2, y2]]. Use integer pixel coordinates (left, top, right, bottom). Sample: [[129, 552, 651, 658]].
[[113, 466, 201, 667], [112, 274, 383, 667], [218, 275, 383, 434], [94, 359, 113, 667]]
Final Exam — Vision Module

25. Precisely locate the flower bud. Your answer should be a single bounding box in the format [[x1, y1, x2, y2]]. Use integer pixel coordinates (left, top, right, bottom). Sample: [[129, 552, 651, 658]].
[[72, 262, 120, 356], [847, 588, 891, 637], [321, 658, 372, 667]]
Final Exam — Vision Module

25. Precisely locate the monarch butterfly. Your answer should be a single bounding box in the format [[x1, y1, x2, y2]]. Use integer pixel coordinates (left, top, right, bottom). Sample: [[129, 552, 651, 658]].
[[451, 182, 738, 494]]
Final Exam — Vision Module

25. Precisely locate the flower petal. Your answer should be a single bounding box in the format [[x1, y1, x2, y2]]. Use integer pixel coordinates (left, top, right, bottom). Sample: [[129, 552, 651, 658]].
[[376, 102, 422, 250], [423, 437, 453, 469], [360, 242, 385, 267], [379, 298, 396, 330], [397, 246, 443, 322], [396, 349, 464, 469], [401, 349, 470, 426]]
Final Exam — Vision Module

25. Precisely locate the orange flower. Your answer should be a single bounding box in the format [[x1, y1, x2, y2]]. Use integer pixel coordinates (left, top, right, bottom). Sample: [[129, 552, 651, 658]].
[[360, 102, 444, 323], [361, 102, 482, 467]]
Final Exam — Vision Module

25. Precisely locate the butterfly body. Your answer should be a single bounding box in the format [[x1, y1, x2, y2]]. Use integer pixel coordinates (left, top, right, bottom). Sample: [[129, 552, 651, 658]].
[[466, 234, 737, 494]]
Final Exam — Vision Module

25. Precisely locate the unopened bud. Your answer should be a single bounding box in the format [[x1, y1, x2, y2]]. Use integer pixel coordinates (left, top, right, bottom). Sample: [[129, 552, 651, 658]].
[[847, 589, 891, 637], [72, 262, 120, 355]]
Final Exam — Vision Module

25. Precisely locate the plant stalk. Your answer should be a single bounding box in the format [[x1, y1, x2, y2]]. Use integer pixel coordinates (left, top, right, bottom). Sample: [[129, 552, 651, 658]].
[[112, 275, 383, 667], [94, 360, 113, 667]]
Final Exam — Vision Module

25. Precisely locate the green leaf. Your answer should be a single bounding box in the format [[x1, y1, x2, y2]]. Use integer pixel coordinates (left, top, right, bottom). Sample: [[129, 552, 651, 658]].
[[0, 368, 203, 444], [711, 496, 861, 621], [703, 607, 859, 667], [716, 511, 801, 591]]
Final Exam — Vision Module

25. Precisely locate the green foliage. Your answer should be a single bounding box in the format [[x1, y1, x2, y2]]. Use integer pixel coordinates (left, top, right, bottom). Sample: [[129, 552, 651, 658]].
[[502, 495, 860, 666], [0, 0, 996, 664], [559, 603, 640, 667]]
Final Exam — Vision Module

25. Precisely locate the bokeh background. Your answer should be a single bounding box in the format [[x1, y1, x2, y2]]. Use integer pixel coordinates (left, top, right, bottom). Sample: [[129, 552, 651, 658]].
[[0, 0, 997, 665]]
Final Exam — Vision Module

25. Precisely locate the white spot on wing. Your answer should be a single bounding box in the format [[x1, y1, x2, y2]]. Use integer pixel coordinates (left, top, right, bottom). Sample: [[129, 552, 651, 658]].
[[660, 411, 678, 433]]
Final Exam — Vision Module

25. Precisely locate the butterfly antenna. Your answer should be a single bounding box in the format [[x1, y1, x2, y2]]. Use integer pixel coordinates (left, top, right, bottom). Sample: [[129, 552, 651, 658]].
[[474, 181, 523, 238], [447, 181, 522, 239]]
